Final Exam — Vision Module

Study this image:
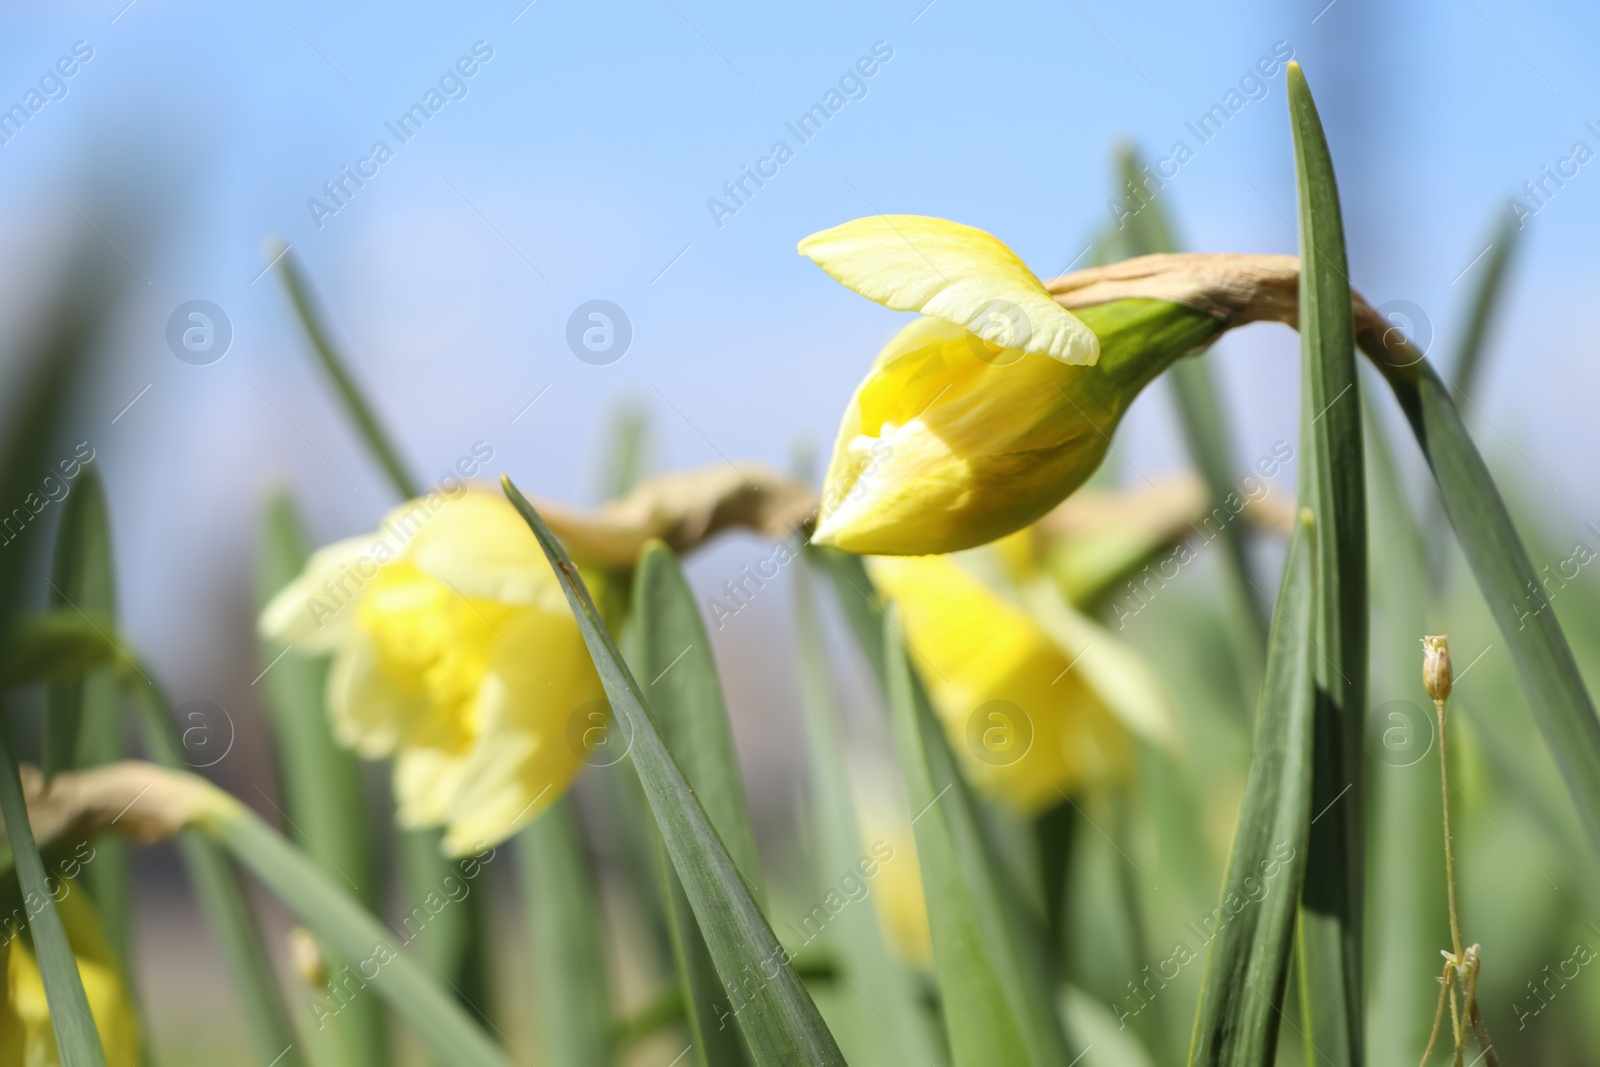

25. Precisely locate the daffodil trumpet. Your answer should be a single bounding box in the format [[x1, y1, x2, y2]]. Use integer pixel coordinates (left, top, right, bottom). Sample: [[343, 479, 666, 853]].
[[801, 216, 1418, 556], [867, 551, 1170, 813]]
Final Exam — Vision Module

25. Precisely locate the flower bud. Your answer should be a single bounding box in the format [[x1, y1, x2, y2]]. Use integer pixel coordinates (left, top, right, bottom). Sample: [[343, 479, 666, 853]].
[[802, 216, 1222, 555], [1422, 634, 1453, 705]]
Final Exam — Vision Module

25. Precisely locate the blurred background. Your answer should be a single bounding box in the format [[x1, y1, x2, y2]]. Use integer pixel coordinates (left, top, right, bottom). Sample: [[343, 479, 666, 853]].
[[3, 0, 1598, 1060]]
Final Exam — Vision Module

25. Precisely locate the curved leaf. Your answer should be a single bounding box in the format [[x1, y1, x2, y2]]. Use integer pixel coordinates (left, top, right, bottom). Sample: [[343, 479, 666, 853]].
[[635, 540, 761, 1067], [882, 603, 1073, 1066], [257, 490, 386, 1067], [522, 798, 613, 1067], [1189, 516, 1317, 1065], [795, 549, 943, 1067], [1288, 61, 1368, 1066], [500, 477, 845, 1066]]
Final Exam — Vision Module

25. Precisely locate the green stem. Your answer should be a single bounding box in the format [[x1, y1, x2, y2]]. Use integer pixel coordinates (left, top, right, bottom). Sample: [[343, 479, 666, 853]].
[[1434, 699, 1462, 963], [199, 796, 511, 1067]]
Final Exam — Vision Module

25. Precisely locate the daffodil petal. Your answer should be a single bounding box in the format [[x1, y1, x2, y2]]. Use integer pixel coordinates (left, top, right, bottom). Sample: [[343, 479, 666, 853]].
[[1014, 575, 1176, 748], [868, 554, 1130, 810], [812, 315, 1098, 554], [393, 747, 468, 828], [327, 634, 431, 758], [799, 215, 1100, 366], [440, 613, 601, 855], [395, 489, 570, 610], [258, 534, 378, 651]]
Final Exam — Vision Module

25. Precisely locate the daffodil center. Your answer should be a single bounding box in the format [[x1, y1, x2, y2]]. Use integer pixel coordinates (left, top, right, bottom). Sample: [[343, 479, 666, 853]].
[[357, 561, 512, 753]]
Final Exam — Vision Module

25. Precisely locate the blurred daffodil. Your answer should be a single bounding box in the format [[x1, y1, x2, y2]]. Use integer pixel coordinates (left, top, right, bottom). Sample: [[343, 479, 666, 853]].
[[801, 215, 1220, 555], [1, 888, 140, 1066], [855, 789, 932, 965], [260, 488, 604, 855], [869, 551, 1172, 812]]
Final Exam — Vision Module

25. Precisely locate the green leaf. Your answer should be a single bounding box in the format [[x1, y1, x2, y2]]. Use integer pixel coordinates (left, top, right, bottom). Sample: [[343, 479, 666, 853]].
[[1062, 986, 1157, 1067], [1360, 392, 1450, 1062], [652, 826, 749, 1067], [257, 490, 386, 1067], [42, 471, 140, 1033], [812, 548, 888, 691], [499, 476, 845, 1066], [44, 469, 116, 782], [882, 603, 1073, 1067], [795, 549, 943, 1067], [1189, 516, 1317, 1066], [194, 789, 512, 1067], [399, 826, 493, 1030], [1116, 145, 1266, 650], [1287, 61, 1368, 1065], [634, 540, 763, 1066], [272, 242, 420, 500], [521, 797, 614, 1067], [635, 542, 763, 893], [126, 674, 305, 1067], [274, 244, 495, 1034], [0, 729, 106, 1066], [1446, 210, 1519, 403], [0, 252, 117, 1067], [599, 403, 653, 501], [1423, 209, 1520, 590], [1366, 347, 1600, 873], [7, 610, 124, 685]]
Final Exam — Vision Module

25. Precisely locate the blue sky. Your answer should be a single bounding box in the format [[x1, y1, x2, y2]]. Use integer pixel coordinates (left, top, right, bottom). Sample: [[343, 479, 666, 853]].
[[2, 0, 1597, 692]]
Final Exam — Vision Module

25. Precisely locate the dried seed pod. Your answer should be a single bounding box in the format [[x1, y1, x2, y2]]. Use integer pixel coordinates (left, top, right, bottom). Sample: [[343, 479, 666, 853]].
[[1422, 635, 1453, 705]]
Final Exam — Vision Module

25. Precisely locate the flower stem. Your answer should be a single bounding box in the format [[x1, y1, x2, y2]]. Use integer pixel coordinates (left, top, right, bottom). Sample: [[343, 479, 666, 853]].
[[1436, 696, 1464, 961]]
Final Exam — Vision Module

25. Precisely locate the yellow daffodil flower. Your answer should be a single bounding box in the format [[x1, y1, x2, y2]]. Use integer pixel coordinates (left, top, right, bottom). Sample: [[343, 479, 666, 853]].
[[260, 488, 604, 855], [802, 216, 1220, 555], [0, 888, 140, 1066], [870, 552, 1169, 812]]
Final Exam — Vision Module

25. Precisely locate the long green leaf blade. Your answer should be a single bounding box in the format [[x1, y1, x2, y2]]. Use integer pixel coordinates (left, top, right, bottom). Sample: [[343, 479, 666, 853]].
[[273, 244, 493, 1031], [44, 471, 135, 979], [44, 469, 115, 783], [1288, 60, 1368, 1066], [272, 243, 419, 500], [0, 730, 106, 1066], [1189, 515, 1317, 1066], [882, 604, 1072, 1067], [1447, 211, 1519, 402], [813, 549, 887, 691], [635, 541, 763, 894], [1423, 209, 1520, 589], [0, 250, 116, 1067], [635, 540, 762, 1066], [257, 490, 385, 1066], [499, 476, 845, 1066], [196, 792, 511, 1067], [795, 549, 942, 1067], [1366, 350, 1600, 862], [652, 824, 748, 1066], [522, 797, 613, 1067], [1113, 146, 1266, 663], [1360, 393, 1449, 1063]]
